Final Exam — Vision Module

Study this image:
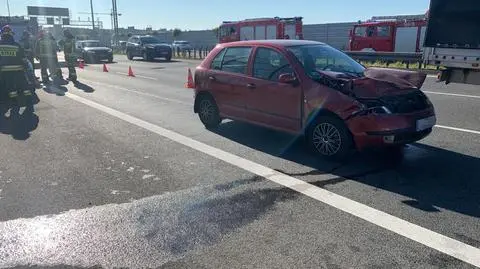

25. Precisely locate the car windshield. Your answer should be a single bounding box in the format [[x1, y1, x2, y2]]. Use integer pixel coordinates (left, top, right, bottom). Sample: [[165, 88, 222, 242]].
[[287, 44, 366, 77], [140, 37, 161, 44], [83, 41, 101, 47]]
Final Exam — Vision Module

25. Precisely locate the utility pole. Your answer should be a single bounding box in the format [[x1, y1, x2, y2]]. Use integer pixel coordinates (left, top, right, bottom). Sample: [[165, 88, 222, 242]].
[[112, 0, 120, 45], [90, 0, 95, 30], [6, 0, 11, 17]]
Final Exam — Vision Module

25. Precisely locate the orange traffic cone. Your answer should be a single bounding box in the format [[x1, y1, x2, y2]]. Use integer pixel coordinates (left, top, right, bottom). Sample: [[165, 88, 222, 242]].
[[128, 66, 135, 77], [185, 68, 194, 88], [78, 60, 84, 69], [103, 63, 108, 72]]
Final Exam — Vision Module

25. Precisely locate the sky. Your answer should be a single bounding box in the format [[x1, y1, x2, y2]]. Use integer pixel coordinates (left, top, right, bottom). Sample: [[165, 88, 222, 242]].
[[1, 0, 431, 30]]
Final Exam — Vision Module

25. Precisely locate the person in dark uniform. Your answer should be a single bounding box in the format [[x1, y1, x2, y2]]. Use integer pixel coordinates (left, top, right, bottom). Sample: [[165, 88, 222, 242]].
[[62, 29, 77, 82], [19, 30, 40, 88], [0, 25, 33, 112]]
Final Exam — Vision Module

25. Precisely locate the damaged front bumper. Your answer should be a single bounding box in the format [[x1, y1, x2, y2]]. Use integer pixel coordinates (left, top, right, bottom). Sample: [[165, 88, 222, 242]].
[[346, 107, 436, 151]]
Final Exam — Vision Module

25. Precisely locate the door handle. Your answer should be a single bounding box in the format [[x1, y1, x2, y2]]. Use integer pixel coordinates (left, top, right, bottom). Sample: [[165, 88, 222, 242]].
[[208, 76, 216, 81], [247, 83, 256, 89]]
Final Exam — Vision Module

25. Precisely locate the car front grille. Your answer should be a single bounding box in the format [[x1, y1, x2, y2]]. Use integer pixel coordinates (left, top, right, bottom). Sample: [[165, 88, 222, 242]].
[[380, 90, 430, 114]]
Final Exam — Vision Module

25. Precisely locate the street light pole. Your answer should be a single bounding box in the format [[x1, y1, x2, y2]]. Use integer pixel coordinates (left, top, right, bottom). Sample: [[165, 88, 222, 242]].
[[90, 0, 95, 30], [6, 0, 11, 17]]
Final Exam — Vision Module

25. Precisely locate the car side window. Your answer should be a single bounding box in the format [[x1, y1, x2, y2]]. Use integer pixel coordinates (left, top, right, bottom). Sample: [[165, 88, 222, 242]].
[[253, 48, 293, 82], [210, 48, 227, 70], [220, 47, 252, 75]]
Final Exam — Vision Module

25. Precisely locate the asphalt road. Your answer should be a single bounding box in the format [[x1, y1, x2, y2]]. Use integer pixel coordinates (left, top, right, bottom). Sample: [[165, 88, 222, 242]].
[[0, 55, 479, 269]]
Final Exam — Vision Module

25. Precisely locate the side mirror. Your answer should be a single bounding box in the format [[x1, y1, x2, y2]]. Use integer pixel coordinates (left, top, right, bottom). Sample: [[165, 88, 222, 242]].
[[278, 73, 297, 84]]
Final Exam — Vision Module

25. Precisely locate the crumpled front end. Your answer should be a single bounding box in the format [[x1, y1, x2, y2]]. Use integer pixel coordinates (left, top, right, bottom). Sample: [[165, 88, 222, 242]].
[[304, 67, 436, 151]]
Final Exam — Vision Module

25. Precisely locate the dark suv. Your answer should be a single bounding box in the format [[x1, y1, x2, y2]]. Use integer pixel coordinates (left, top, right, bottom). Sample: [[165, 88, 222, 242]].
[[76, 40, 113, 63], [126, 35, 172, 61]]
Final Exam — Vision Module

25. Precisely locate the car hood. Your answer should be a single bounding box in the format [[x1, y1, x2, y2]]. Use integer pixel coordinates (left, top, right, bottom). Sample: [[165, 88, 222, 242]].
[[84, 47, 111, 51], [317, 67, 427, 98]]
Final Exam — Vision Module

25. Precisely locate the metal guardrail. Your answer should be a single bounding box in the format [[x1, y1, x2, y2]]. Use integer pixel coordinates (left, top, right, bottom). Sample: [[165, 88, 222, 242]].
[[169, 47, 430, 69], [345, 51, 423, 63]]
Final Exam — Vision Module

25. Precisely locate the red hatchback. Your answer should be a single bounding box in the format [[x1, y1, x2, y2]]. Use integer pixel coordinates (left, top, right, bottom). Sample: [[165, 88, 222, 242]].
[[193, 40, 436, 161]]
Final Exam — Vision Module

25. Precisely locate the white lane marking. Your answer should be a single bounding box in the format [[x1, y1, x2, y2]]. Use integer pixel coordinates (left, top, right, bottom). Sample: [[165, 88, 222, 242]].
[[424, 91, 480, 99], [115, 72, 158, 80], [64, 92, 480, 268], [78, 78, 190, 106], [427, 75, 438, 78], [136, 75, 158, 81], [435, 125, 480, 135]]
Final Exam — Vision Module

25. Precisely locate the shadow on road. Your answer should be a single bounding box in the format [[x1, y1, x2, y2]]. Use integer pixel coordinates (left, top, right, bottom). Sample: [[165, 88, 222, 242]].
[[212, 120, 480, 219], [43, 84, 69, 96], [142, 59, 181, 63], [73, 81, 95, 93], [0, 105, 39, 140]]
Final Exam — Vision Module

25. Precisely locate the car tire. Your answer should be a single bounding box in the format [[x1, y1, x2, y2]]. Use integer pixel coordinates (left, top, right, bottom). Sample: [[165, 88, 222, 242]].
[[197, 95, 221, 129], [143, 51, 153, 62], [108, 56, 114, 63], [127, 51, 133, 60], [306, 115, 354, 162], [165, 54, 172, 62]]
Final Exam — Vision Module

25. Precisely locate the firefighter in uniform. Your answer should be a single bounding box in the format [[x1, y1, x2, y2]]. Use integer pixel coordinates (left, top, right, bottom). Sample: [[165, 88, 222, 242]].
[[20, 30, 40, 88], [0, 25, 33, 110], [48, 32, 63, 80], [35, 30, 58, 83], [62, 29, 77, 82], [20, 31, 34, 67]]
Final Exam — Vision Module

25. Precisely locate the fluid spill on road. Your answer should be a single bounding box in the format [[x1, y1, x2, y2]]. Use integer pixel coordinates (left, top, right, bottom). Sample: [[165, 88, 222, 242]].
[[0, 176, 295, 268]]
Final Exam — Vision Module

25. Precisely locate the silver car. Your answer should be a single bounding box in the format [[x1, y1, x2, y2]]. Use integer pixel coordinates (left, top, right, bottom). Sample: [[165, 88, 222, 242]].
[[172, 40, 192, 51]]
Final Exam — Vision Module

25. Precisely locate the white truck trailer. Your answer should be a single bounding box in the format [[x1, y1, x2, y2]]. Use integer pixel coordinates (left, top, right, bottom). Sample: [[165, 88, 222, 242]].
[[423, 0, 480, 85]]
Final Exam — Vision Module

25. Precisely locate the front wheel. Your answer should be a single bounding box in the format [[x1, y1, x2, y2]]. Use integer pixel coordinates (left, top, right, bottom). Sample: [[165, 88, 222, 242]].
[[197, 95, 221, 129], [165, 54, 172, 62], [306, 116, 354, 162], [127, 51, 133, 60], [143, 52, 153, 61]]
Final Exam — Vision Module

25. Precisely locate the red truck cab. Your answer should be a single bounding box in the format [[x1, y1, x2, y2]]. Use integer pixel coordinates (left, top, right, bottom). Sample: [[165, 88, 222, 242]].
[[348, 15, 428, 52]]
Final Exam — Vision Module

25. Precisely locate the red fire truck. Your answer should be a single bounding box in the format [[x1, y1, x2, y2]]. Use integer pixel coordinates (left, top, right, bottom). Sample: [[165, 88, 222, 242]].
[[218, 17, 303, 43], [348, 14, 428, 52]]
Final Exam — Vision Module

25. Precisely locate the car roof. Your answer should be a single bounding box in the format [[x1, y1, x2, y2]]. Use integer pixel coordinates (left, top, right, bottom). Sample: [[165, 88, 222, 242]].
[[219, 39, 326, 48]]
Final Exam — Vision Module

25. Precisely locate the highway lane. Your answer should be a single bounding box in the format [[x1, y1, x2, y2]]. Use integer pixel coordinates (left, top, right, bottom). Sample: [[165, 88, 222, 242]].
[[0, 59, 479, 268], [70, 63, 480, 243]]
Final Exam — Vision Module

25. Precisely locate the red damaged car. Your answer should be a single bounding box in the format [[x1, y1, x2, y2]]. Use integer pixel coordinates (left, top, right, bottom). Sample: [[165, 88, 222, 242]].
[[193, 40, 436, 161]]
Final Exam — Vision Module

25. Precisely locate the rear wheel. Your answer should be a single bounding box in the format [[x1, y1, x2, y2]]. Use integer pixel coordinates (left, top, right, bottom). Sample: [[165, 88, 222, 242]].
[[306, 116, 353, 162], [197, 95, 221, 129]]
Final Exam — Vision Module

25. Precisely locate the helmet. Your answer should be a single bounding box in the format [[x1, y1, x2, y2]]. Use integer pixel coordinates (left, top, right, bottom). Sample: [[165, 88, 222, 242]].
[[1, 25, 14, 37], [63, 29, 73, 38]]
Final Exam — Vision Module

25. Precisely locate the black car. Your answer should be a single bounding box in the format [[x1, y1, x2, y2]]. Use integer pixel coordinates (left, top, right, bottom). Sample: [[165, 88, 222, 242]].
[[76, 40, 114, 63], [126, 35, 172, 62]]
